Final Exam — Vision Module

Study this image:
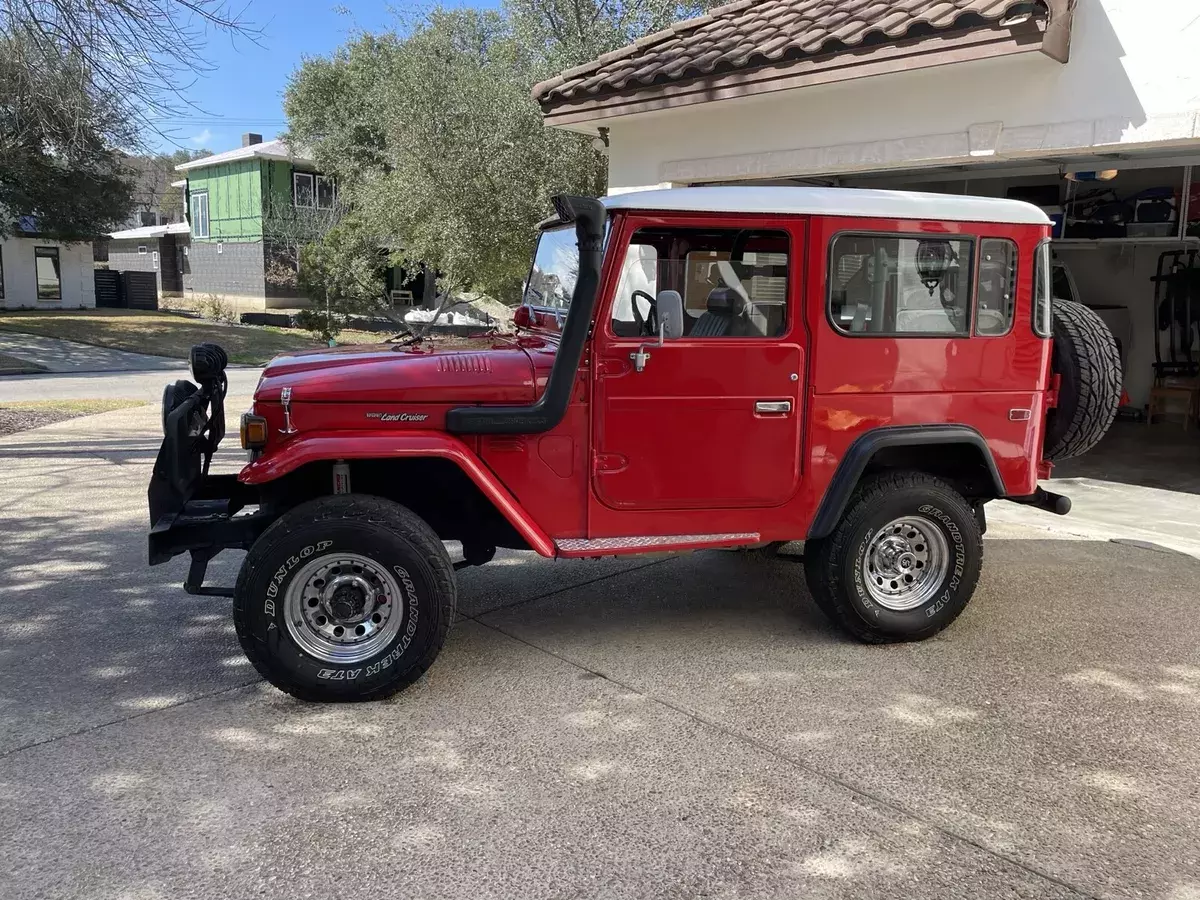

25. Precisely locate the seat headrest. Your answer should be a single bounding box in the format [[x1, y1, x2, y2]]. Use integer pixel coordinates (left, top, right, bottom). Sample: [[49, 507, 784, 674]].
[[707, 286, 746, 317]]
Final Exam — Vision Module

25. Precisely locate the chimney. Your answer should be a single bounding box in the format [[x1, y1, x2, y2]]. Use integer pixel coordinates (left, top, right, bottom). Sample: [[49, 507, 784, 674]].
[[241, 133, 263, 147]]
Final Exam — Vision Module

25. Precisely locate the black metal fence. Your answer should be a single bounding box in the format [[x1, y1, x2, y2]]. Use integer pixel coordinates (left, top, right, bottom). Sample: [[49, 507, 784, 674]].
[[93, 269, 159, 310]]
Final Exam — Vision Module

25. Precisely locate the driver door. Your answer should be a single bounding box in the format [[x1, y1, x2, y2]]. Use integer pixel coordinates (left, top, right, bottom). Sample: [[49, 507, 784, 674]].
[[591, 215, 806, 512]]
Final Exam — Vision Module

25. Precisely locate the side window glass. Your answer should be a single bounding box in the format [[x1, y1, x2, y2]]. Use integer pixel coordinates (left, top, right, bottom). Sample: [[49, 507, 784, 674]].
[[977, 239, 1017, 336], [610, 243, 658, 336], [1033, 240, 1052, 337], [610, 227, 789, 338], [829, 235, 973, 335]]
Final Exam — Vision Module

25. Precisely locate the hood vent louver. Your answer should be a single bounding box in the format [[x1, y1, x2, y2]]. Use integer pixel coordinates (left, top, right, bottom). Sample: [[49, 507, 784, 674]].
[[437, 353, 492, 374]]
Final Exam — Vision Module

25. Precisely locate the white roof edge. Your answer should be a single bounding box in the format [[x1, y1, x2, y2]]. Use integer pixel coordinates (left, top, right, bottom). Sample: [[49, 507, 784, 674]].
[[107, 221, 191, 240], [602, 186, 1051, 226], [170, 179, 188, 188], [174, 139, 313, 173]]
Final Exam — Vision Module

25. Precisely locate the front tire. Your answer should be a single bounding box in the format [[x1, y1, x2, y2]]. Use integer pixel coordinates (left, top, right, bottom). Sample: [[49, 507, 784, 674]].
[[804, 472, 982, 643], [233, 495, 456, 702]]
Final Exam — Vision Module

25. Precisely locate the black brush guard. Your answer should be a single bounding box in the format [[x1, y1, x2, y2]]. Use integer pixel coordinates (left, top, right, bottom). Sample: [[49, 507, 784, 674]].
[[147, 344, 271, 595]]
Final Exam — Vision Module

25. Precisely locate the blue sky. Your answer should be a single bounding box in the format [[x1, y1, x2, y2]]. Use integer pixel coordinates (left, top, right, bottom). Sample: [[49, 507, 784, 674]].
[[152, 1, 496, 154]]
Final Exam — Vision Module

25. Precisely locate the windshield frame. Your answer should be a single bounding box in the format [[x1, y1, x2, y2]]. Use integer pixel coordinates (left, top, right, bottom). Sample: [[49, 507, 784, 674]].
[[521, 218, 610, 322]]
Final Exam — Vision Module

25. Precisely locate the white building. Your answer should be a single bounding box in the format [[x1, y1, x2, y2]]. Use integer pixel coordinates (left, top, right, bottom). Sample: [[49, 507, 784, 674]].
[[0, 230, 95, 310], [535, 0, 1200, 411]]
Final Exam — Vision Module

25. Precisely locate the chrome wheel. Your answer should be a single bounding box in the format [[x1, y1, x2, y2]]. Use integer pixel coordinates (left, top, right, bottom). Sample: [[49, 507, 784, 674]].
[[283, 553, 405, 664], [861, 516, 949, 611]]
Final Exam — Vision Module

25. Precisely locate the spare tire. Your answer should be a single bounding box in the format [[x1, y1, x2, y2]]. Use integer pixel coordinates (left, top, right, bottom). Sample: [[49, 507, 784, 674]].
[[1044, 299, 1122, 461]]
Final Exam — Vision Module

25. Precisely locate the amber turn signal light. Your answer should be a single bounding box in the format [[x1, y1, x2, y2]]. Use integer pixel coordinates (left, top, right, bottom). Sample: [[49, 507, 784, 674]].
[[240, 413, 269, 449]]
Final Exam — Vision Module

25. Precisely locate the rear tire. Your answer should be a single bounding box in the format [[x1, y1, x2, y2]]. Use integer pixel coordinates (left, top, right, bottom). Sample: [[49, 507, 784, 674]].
[[1044, 299, 1121, 461], [233, 494, 456, 702], [804, 472, 982, 643]]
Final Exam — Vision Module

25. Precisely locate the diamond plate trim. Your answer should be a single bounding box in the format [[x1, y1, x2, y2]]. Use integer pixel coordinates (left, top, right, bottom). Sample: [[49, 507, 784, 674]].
[[556, 533, 760, 552]]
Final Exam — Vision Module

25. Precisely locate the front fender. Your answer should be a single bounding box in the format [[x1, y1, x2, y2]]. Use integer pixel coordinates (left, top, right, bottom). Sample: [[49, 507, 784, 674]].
[[239, 430, 556, 557]]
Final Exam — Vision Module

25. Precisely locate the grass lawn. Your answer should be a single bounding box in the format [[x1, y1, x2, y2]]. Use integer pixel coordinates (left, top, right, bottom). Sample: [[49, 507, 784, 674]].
[[0, 309, 385, 366]]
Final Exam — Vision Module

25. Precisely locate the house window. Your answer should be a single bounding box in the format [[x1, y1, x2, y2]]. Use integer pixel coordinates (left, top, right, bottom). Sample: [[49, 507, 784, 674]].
[[190, 191, 210, 238], [976, 239, 1017, 336], [316, 175, 336, 210], [152, 251, 159, 270], [34, 247, 62, 301], [828, 234, 974, 336], [138, 245, 147, 255], [294, 172, 315, 208]]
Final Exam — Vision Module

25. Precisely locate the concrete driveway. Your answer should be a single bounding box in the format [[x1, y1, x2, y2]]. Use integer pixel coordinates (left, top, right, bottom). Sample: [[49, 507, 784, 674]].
[[1, 394, 1198, 900]]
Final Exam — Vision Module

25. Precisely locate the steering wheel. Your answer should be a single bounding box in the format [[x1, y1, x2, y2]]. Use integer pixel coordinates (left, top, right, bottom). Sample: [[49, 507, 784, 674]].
[[630, 290, 658, 336]]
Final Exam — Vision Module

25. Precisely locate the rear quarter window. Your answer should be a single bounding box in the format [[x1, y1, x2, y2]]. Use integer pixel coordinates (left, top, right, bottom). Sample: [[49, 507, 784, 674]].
[[976, 239, 1017, 336], [828, 234, 974, 336]]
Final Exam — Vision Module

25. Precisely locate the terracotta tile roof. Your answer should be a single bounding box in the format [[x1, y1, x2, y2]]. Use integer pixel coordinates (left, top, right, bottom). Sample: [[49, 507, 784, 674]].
[[534, 0, 1042, 111]]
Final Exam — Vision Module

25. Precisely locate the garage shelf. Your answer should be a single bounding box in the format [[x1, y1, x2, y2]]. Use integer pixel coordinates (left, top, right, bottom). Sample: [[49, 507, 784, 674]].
[[1053, 237, 1200, 246]]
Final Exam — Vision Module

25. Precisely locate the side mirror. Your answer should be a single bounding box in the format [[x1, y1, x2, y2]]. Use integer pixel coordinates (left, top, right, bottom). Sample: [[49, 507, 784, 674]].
[[657, 290, 684, 340]]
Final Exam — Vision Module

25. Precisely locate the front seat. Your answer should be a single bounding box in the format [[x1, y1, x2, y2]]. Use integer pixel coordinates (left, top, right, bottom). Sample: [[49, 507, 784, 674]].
[[691, 287, 743, 337]]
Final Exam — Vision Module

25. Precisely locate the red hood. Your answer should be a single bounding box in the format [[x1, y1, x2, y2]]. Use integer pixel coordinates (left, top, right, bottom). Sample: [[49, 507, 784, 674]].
[[253, 334, 556, 405]]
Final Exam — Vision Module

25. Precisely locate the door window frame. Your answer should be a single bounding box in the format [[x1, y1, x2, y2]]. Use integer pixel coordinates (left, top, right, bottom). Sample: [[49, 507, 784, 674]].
[[600, 212, 799, 343]]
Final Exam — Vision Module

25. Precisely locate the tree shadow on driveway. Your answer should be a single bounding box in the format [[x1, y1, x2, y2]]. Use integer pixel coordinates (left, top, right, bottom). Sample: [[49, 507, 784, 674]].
[[3, 529, 1199, 900]]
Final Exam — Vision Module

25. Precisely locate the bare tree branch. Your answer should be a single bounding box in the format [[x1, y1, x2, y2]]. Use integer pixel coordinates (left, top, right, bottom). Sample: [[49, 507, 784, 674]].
[[1, 0, 262, 152]]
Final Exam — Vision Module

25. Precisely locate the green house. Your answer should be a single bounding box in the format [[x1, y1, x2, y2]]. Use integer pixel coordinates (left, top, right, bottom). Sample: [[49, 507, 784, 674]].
[[171, 134, 335, 311]]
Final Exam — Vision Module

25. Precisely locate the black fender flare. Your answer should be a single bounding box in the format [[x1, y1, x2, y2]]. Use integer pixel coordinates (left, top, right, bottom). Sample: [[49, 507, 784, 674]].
[[806, 425, 1006, 541]]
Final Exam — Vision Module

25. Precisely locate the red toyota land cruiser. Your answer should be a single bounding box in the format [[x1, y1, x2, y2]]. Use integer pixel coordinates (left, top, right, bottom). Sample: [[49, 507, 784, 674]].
[[149, 187, 1121, 702]]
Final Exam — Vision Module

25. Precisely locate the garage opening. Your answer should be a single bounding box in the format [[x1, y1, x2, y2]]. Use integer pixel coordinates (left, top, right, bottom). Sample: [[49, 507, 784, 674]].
[[705, 154, 1200, 498]]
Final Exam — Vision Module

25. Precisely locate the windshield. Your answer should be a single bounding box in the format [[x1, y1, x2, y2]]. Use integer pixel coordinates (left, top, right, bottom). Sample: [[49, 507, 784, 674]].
[[523, 225, 578, 311]]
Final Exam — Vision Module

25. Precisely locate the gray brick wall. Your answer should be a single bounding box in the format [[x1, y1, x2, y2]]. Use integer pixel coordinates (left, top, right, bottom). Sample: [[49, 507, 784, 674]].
[[109, 237, 187, 296], [109, 238, 169, 296], [184, 240, 265, 299], [109, 239, 160, 276]]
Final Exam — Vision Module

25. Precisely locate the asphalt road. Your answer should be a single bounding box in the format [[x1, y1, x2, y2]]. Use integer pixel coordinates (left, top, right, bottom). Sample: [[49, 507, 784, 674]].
[[2, 398, 1199, 900]]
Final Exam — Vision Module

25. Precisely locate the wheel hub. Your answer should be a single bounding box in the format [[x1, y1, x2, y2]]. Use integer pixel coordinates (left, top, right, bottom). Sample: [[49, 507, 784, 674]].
[[284, 554, 406, 665], [325, 574, 372, 622], [861, 516, 950, 612]]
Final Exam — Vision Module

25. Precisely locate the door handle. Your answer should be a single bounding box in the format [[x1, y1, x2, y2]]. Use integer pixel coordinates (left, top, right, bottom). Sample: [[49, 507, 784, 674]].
[[755, 400, 792, 414]]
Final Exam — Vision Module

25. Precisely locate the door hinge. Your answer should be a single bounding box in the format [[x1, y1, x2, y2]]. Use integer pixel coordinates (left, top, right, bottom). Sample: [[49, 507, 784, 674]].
[[594, 452, 628, 474]]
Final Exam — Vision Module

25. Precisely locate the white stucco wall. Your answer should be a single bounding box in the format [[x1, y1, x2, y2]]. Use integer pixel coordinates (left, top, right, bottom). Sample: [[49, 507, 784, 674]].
[[603, 0, 1200, 191], [0, 237, 96, 309]]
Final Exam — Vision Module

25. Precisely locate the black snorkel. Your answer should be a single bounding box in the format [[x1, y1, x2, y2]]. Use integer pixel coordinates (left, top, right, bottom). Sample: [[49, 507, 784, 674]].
[[446, 194, 605, 435]]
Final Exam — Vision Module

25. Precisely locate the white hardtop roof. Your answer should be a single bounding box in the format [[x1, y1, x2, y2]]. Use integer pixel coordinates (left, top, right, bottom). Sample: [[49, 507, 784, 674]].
[[175, 139, 313, 173], [107, 221, 191, 240], [603, 186, 1050, 226]]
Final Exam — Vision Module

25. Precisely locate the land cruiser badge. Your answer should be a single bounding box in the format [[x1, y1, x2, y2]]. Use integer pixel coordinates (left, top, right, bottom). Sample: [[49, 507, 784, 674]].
[[366, 412, 429, 423]]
